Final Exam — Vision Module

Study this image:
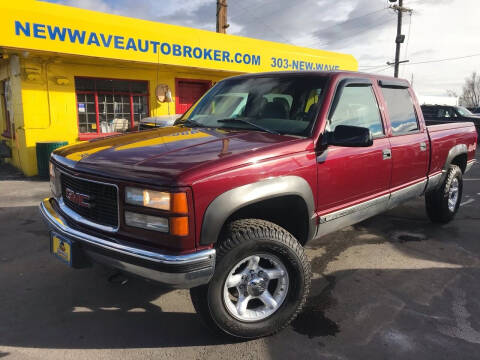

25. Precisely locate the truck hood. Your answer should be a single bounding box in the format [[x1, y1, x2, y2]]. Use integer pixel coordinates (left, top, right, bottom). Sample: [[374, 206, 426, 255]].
[[53, 126, 305, 186]]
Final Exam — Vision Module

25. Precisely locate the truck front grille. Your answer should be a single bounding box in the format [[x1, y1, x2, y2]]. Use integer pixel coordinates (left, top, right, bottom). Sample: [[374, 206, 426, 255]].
[[61, 173, 118, 228]]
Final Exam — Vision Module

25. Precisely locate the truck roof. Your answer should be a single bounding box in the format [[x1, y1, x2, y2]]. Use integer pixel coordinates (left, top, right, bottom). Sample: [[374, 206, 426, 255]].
[[226, 70, 410, 87]]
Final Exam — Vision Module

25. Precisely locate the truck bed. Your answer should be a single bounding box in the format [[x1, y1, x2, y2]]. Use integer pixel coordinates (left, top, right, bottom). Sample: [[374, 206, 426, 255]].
[[427, 122, 477, 176]]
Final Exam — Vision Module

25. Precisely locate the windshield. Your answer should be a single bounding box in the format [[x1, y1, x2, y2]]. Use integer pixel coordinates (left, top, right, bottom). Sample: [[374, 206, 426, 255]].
[[456, 106, 473, 116], [177, 76, 327, 136]]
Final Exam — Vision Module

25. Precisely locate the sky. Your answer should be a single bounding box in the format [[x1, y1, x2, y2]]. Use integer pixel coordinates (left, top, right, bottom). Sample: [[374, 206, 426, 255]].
[[41, 0, 480, 98]]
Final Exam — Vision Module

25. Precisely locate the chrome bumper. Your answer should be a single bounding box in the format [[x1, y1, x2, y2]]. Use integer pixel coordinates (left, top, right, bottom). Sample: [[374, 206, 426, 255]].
[[39, 198, 215, 288]]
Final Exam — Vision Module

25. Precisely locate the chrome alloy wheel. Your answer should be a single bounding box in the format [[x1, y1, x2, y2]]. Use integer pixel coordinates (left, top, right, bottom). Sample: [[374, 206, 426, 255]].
[[448, 177, 460, 212], [223, 254, 289, 322]]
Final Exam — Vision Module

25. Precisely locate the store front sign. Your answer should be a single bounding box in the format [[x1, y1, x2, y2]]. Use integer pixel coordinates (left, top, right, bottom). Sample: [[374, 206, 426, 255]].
[[0, 2, 358, 73]]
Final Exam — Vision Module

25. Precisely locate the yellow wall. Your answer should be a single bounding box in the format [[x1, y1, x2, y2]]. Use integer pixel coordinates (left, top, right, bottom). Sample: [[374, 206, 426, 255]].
[[12, 54, 238, 176]]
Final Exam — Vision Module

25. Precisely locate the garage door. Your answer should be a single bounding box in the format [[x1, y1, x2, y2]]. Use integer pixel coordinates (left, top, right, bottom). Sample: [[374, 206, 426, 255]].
[[175, 79, 211, 114]]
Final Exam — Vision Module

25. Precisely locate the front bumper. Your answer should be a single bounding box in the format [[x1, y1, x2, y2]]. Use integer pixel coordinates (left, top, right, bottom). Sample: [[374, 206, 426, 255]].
[[39, 198, 215, 288]]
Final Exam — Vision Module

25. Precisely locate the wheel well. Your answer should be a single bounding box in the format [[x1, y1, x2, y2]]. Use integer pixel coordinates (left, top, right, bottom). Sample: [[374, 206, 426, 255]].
[[220, 195, 310, 246], [451, 153, 467, 173]]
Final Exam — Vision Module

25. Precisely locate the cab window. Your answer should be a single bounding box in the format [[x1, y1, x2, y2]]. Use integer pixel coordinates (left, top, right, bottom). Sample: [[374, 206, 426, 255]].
[[328, 84, 384, 138], [381, 87, 419, 135]]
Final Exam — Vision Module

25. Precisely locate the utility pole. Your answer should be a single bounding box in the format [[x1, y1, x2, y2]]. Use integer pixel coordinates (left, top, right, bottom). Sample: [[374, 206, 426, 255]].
[[216, 0, 229, 34], [389, 0, 413, 77]]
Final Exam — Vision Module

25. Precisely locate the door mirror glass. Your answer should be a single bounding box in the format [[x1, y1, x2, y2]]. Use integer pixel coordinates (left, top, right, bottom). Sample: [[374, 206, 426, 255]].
[[327, 125, 373, 147]]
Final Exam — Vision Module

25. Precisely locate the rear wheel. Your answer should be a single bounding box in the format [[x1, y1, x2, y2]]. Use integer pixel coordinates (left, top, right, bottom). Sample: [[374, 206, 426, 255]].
[[425, 164, 463, 223], [190, 219, 311, 339]]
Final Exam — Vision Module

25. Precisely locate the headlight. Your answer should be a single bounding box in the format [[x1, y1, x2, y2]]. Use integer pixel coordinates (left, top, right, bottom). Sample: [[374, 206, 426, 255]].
[[125, 187, 171, 210], [124, 188, 189, 235], [49, 162, 61, 198], [125, 211, 169, 232], [125, 187, 188, 213]]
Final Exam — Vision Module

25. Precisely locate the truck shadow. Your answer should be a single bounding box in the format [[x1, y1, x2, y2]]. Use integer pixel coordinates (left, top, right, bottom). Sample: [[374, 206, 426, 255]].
[[0, 205, 230, 349], [283, 194, 480, 345], [267, 267, 480, 359], [1, 261, 230, 349]]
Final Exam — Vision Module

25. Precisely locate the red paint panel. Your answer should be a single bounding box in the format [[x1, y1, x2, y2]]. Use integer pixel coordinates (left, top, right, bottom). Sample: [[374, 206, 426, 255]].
[[316, 138, 392, 213], [427, 122, 478, 175], [389, 132, 429, 190]]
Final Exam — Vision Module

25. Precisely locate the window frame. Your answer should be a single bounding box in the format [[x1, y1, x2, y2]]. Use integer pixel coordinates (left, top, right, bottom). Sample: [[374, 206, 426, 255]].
[[74, 76, 150, 140], [327, 78, 386, 139]]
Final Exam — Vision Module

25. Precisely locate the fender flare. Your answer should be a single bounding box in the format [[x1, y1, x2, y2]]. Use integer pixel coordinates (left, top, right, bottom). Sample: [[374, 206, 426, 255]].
[[443, 143, 467, 172], [199, 176, 316, 246], [434, 144, 468, 189]]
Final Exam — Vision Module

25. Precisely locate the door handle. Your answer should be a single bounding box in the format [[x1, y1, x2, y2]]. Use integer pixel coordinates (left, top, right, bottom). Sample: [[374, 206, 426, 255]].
[[420, 142, 427, 151], [382, 149, 392, 160]]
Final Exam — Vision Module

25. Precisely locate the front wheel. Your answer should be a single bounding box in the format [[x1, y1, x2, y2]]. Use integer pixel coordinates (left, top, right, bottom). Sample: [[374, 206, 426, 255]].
[[190, 219, 311, 339]]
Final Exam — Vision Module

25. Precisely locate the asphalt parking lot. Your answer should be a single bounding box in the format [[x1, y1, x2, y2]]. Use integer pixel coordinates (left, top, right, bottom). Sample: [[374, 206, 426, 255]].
[[1, 154, 479, 360]]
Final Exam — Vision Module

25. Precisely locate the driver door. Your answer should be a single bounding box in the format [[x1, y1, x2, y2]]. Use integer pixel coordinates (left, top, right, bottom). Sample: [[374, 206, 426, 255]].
[[316, 79, 392, 219]]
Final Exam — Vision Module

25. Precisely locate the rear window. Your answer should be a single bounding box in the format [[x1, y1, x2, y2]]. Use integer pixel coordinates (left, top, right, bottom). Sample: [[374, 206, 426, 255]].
[[381, 87, 419, 135]]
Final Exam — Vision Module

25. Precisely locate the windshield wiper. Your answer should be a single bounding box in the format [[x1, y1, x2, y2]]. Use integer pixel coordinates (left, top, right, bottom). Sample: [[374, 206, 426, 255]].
[[217, 118, 280, 135]]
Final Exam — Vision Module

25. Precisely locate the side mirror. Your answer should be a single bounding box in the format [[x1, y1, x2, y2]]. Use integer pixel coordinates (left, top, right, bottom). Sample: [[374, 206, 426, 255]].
[[327, 125, 373, 147]]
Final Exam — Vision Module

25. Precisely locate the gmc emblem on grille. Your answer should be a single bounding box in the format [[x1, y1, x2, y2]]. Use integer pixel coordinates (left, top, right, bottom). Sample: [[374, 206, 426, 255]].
[[65, 188, 93, 208]]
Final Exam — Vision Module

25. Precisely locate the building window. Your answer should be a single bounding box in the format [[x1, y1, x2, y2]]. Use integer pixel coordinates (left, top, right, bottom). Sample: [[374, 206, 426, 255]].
[[75, 77, 149, 139]]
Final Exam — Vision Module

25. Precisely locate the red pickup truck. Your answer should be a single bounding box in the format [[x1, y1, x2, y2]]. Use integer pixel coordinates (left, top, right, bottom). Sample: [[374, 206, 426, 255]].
[[40, 71, 477, 339]]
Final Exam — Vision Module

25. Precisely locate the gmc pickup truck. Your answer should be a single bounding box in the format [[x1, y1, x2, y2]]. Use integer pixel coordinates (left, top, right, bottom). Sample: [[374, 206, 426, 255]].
[[40, 71, 477, 339]]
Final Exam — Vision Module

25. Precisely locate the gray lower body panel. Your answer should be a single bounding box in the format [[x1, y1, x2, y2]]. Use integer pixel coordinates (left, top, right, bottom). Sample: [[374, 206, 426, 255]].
[[315, 179, 429, 239]]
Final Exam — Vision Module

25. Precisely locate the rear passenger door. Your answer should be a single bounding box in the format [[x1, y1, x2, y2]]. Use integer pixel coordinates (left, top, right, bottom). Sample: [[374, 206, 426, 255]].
[[316, 79, 392, 213], [379, 82, 429, 200]]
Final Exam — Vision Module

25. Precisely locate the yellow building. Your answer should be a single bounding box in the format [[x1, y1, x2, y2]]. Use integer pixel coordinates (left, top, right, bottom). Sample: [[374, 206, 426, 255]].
[[0, 0, 358, 176]]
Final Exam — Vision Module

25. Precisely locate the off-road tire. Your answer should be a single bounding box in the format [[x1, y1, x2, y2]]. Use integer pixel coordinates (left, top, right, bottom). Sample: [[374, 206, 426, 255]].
[[425, 164, 463, 223], [190, 219, 311, 339]]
